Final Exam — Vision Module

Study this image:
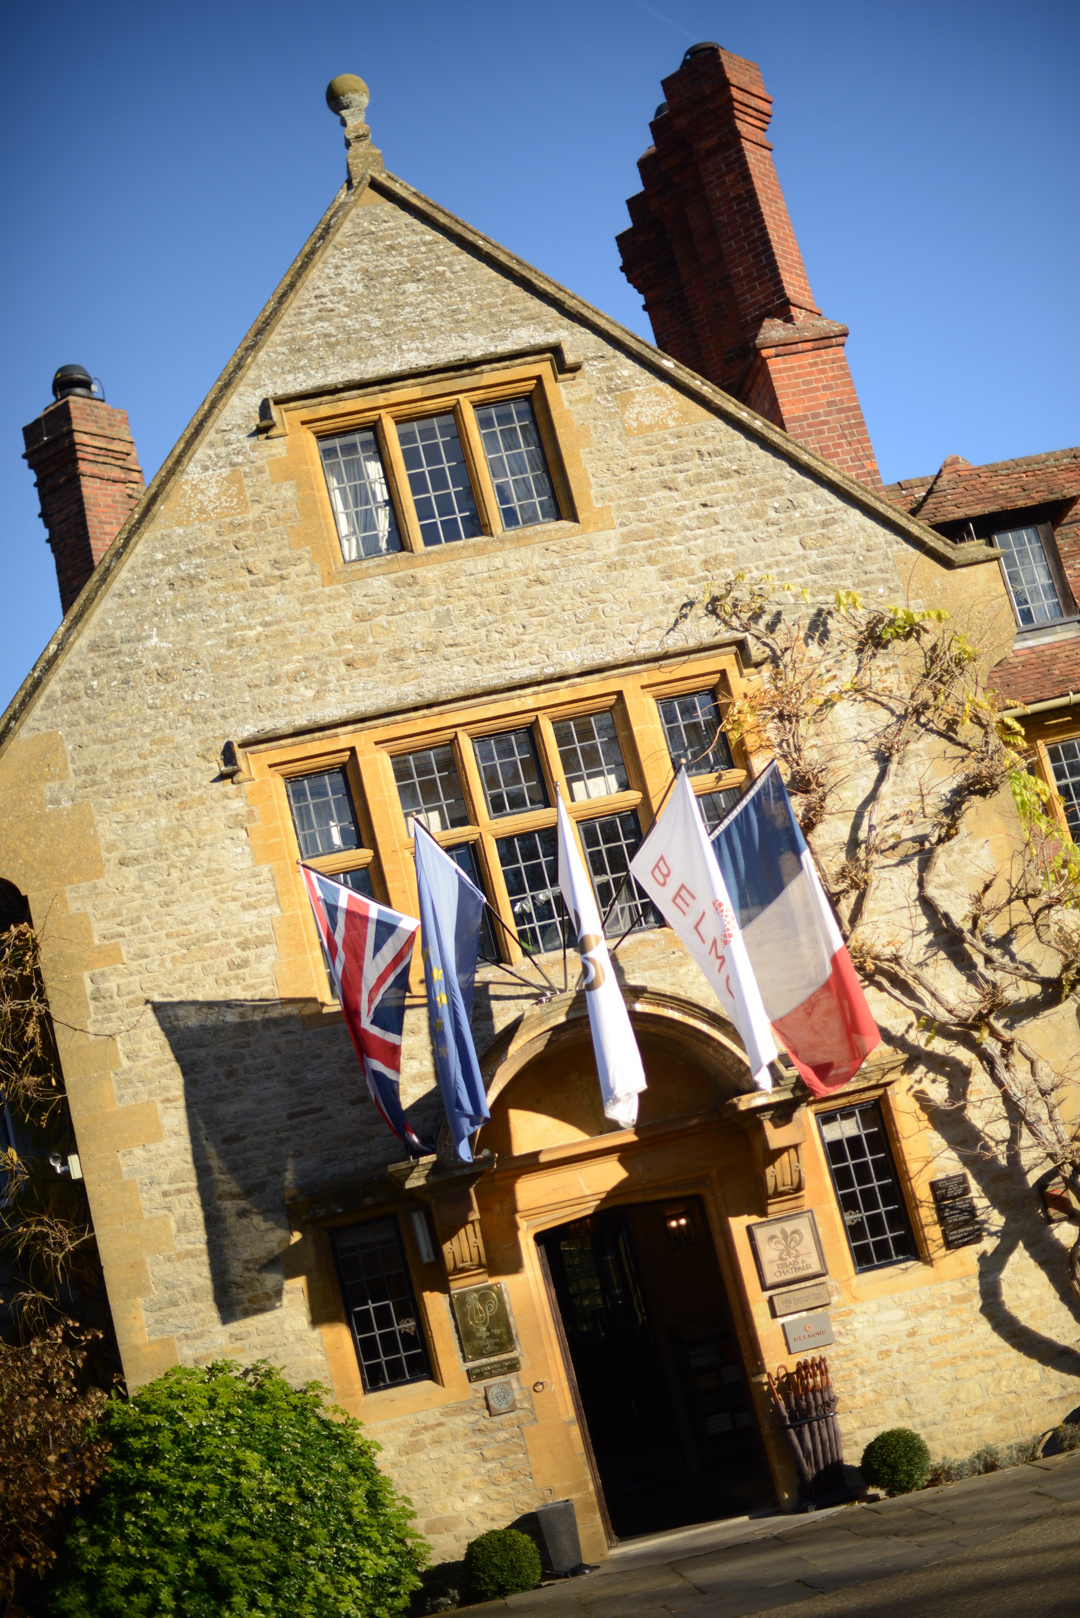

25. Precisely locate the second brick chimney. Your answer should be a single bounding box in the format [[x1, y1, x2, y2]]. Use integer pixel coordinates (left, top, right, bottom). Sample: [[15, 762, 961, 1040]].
[[23, 366, 145, 615], [618, 43, 882, 492]]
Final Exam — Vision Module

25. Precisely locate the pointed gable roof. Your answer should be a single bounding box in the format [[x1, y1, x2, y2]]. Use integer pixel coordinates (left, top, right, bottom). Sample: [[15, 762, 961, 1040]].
[[1, 166, 998, 758]]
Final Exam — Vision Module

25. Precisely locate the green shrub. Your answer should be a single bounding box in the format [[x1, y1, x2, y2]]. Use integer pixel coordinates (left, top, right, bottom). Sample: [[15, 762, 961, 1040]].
[[36, 1360, 426, 1618], [860, 1427, 931, 1496], [462, 1528, 541, 1602]]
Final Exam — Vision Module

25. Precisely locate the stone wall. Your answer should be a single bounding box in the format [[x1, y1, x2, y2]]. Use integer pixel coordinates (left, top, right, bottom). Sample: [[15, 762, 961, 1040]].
[[2, 169, 1069, 1551]]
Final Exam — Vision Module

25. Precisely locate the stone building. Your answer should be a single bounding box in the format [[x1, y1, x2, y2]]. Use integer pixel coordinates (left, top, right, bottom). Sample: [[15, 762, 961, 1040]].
[[4, 48, 1080, 1565]]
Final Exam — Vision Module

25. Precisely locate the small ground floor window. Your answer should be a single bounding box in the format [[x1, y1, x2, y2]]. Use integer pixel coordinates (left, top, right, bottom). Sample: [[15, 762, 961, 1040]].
[[330, 1217, 431, 1391], [818, 1101, 917, 1271]]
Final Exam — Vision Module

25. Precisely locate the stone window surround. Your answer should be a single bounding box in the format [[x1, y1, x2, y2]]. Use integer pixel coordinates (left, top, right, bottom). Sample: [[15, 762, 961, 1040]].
[[260, 347, 613, 589], [1029, 727, 1080, 842], [242, 651, 752, 1008]]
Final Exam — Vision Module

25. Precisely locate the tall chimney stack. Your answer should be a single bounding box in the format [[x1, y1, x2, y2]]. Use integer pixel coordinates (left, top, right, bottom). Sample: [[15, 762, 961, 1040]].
[[23, 366, 145, 615], [618, 44, 882, 492]]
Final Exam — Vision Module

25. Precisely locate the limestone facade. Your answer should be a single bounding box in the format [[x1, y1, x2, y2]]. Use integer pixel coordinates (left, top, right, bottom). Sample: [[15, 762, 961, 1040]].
[[2, 153, 1078, 1563]]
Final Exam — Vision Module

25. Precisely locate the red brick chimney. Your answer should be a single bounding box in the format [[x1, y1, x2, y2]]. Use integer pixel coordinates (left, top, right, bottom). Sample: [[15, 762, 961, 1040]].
[[23, 366, 145, 615], [618, 43, 883, 492]]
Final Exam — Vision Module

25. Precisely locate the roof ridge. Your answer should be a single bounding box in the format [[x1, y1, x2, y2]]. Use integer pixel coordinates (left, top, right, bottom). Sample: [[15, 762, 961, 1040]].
[[0, 168, 998, 761]]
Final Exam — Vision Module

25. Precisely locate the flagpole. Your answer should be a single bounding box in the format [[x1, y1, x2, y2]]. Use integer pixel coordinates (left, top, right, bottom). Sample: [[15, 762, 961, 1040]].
[[599, 763, 683, 934], [602, 722, 738, 945], [479, 898, 561, 995]]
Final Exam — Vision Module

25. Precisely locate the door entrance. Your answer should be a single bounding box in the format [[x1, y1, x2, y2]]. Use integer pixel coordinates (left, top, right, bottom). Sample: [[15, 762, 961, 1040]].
[[538, 1198, 773, 1539]]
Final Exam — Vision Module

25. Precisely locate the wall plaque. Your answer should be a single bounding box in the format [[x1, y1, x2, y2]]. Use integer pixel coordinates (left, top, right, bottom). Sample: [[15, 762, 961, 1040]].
[[466, 1356, 520, 1384], [929, 1174, 984, 1250], [931, 1174, 969, 1204], [451, 1283, 516, 1362], [748, 1210, 828, 1289], [485, 1381, 517, 1416], [782, 1311, 834, 1354], [769, 1281, 832, 1318]]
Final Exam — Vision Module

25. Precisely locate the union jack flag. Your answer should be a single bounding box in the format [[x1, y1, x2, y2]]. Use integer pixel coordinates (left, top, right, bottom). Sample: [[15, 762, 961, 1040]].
[[300, 866, 430, 1155]]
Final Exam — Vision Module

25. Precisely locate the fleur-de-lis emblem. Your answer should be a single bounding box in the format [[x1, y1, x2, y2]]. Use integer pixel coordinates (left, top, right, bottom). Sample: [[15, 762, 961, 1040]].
[[766, 1226, 804, 1260]]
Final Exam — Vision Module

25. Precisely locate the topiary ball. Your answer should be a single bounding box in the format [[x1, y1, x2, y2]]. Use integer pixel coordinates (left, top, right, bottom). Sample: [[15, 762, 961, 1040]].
[[462, 1528, 542, 1601], [860, 1427, 931, 1495]]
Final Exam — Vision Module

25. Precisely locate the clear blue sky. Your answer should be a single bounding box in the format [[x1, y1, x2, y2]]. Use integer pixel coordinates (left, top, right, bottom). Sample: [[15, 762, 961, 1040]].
[[2, 0, 1077, 713]]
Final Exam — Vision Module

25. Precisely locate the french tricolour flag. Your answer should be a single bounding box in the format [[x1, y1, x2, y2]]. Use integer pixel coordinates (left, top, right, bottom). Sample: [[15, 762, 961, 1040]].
[[710, 763, 880, 1096]]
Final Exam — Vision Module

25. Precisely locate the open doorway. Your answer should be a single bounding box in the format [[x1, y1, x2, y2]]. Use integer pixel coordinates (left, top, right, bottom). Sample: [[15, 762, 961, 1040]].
[[537, 1197, 773, 1539]]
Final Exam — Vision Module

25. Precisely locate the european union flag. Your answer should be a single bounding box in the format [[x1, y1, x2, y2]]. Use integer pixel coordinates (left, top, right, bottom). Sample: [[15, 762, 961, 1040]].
[[413, 821, 490, 1162]]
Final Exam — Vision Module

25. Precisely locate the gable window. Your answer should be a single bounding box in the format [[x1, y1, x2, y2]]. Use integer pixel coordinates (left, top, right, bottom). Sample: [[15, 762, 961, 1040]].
[[993, 525, 1067, 628], [319, 430, 402, 560], [397, 414, 482, 548], [318, 394, 561, 566], [818, 1102, 917, 1271], [657, 690, 734, 775], [330, 1217, 432, 1392], [474, 399, 558, 529]]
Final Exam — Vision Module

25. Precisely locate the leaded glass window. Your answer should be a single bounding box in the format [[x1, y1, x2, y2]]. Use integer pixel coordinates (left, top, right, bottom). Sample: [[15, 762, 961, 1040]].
[[337, 867, 375, 898], [698, 787, 742, 834], [578, 812, 659, 938], [392, 746, 470, 834], [657, 690, 733, 776], [1046, 740, 1080, 838], [474, 731, 548, 818], [496, 827, 564, 954], [330, 1218, 431, 1392], [819, 1102, 917, 1271], [319, 429, 402, 561], [994, 526, 1065, 628], [445, 842, 498, 960], [553, 712, 630, 802], [286, 769, 360, 859], [397, 414, 482, 548], [475, 398, 559, 530]]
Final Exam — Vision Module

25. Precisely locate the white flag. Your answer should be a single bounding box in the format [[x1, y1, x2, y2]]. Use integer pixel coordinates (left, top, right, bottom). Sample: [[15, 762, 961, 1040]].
[[630, 770, 776, 1090], [557, 796, 648, 1129]]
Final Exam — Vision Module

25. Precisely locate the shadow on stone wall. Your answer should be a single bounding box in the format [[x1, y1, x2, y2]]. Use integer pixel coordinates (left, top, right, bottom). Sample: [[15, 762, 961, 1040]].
[[153, 998, 446, 1325], [906, 1035, 1080, 1385]]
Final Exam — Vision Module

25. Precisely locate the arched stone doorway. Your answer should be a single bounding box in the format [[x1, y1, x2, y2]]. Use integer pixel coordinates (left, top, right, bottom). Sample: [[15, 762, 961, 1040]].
[[470, 993, 780, 1539]]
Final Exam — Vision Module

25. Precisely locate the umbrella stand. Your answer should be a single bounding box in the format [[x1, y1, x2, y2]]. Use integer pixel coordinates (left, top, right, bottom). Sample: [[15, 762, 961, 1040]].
[[767, 1355, 845, 1501]]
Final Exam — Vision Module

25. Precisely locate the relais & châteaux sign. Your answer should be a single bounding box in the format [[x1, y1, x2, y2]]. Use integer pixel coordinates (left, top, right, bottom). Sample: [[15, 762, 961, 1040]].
[[748, 1210, 828, 1289]]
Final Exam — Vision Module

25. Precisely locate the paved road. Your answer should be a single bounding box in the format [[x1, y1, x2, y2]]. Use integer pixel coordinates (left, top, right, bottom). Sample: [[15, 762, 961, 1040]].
[[459, 1450, 1080, 1617]]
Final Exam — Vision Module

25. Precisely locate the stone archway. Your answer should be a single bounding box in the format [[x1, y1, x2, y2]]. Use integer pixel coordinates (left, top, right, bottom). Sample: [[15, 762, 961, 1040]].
[[473, 988, 754, 1159]]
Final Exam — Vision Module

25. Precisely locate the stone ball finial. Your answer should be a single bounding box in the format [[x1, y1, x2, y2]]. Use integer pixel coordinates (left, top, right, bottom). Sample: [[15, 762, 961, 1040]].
[[326, 74, 369, 122]]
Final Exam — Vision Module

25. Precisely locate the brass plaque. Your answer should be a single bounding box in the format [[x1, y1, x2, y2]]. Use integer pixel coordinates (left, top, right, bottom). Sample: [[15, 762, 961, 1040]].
[[451, 1283, 517, 1362], [466, 1355, 520, 1384], [769, 1281, 832, 1318]]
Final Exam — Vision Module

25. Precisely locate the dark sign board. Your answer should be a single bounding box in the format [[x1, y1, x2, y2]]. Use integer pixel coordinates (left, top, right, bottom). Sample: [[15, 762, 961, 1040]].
[[930, 1174, 983, 1249], [942, 1221, 984, 1251], [931, 1174, 969, 1204]]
